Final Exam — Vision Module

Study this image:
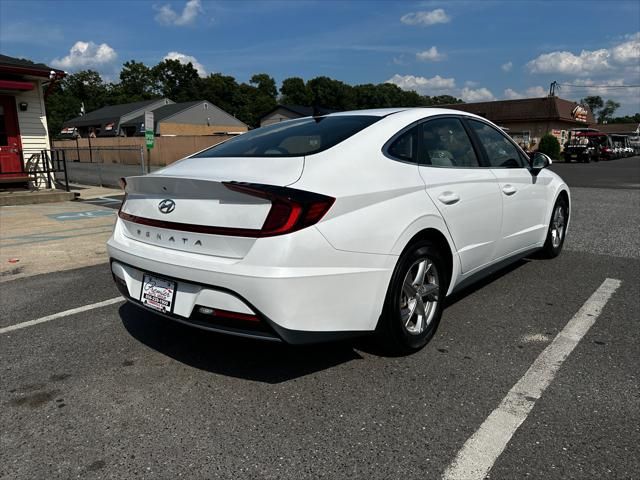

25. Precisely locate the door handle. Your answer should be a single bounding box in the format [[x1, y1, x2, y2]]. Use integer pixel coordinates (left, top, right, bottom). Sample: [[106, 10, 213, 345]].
[[437, 192, 460, 205], [502, 184, 517, 196]]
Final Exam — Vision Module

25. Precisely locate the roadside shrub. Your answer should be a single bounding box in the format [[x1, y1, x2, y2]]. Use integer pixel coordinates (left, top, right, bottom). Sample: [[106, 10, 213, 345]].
[[538, 133, 561, 159]]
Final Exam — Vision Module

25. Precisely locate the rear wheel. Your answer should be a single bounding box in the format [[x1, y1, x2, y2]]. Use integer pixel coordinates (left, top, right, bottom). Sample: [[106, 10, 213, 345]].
[[540, 197, 568, 258], [376, 240, 447, 354]]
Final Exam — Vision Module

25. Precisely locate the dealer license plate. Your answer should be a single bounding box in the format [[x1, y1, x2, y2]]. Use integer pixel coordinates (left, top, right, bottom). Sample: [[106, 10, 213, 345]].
[[140, 274, 176, 314]]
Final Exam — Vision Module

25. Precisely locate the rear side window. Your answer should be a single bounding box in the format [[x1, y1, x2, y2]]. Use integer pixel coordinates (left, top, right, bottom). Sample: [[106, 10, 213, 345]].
[[419, 118, 479, 168], [387, 127, 417, 162], [468, 120, 527, 168], [192, 116, 380, 158]]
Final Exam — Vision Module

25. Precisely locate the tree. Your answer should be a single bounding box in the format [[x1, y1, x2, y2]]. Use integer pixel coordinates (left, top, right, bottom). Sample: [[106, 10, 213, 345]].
[[45, 70, 109, 136], [118, 60, 155, 100], [152, 59, 199, 101], [307, 76, 355, 110], [538, 133, 561, 159], [199, 73, 240, 116], [598, 99, 621, 123], [430, 95, 463, 105], [250, 73, 277, 100], [280, 77, 312, 105], [62, 70, 109, 113], [610, 113, 640, 124], [580, 95, 603, 118]]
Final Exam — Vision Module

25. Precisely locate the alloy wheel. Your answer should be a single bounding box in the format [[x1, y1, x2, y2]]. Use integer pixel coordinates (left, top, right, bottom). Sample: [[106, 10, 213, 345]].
[[399, 258, 440, 335], [551, 204, 566, 249]]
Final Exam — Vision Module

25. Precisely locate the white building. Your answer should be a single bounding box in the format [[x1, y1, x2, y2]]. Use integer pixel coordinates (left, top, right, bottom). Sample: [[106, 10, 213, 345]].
[[0, 54, 64, 187]]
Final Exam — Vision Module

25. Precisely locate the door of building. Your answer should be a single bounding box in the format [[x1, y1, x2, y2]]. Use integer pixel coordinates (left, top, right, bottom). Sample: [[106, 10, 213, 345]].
[[0, 95, 24, 180]]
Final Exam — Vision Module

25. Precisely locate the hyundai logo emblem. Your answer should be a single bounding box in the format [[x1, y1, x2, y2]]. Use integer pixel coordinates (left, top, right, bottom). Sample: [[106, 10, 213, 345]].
[[158, 199, 176, 214]]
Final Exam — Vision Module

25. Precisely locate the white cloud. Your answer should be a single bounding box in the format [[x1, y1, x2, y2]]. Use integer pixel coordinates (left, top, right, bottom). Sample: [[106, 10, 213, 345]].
[[461, 87, 495, 102], [526, 86, 547, 97], [386, 74, 455, 94], [416, 46, 445, 62], [501, 61, 513, 72], [526, 32, 640, 76], [611, 32, 640, 63], [155, 0, 203, 26], [503, 88, 522, 100], [562, 78, 640, 97], [163, 51, 207, 76], [503, 86, 546, 99], [400, 9, 450, 26], [526, 49, 611, 75], [51, 41, 117, 71]]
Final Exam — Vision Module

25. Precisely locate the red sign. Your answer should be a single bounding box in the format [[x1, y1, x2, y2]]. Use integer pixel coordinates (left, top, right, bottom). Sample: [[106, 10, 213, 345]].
[[572, 105, 588, 123]]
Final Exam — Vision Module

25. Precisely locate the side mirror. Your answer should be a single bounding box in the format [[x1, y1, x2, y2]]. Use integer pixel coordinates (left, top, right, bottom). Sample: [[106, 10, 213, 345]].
[[530, 152, 552, 174]]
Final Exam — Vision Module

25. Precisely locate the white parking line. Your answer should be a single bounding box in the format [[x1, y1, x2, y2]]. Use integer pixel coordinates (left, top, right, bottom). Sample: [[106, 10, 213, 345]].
[[443, 277, 622, 480], [0, 297, 124, 335]]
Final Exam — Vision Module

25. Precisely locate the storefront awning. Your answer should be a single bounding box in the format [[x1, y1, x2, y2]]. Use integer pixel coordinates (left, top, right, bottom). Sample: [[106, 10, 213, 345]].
[[0, 79, 34, 91]]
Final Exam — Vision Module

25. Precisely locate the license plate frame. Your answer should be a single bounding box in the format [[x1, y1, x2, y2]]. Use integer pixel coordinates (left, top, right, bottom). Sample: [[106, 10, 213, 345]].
[[140, 273, 177, 314]]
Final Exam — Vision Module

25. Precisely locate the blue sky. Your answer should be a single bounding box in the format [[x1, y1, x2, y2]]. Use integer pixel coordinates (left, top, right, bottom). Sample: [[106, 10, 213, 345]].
[[1, 0, 639, 114]]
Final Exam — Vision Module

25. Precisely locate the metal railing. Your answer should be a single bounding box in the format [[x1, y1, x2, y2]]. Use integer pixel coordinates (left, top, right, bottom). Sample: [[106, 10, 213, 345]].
[[21, 149, 70, 192], [55, 145, 146, 171], [53, 146, 147, 188]]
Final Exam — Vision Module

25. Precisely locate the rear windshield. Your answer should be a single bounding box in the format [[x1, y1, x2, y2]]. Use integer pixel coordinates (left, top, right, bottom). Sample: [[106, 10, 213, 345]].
[[192, 115, 380, 158]]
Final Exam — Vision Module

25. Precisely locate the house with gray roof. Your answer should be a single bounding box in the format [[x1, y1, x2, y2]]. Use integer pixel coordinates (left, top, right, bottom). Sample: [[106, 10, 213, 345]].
[[259, 105, 336, 127], [120, 100, 248, 136], [62, 98, 173, 137]]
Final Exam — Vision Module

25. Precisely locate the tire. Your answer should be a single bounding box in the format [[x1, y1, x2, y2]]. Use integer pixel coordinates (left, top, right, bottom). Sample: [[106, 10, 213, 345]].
[[540, 197, 569, 258], [376, 240, 447, 354]]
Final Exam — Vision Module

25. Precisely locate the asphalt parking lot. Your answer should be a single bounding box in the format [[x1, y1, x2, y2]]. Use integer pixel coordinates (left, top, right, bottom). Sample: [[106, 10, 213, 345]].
[[1, 157, 639, 479]]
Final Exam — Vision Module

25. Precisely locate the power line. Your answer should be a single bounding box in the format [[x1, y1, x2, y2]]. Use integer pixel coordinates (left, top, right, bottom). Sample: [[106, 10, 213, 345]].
[[558, 83, 640, 89]]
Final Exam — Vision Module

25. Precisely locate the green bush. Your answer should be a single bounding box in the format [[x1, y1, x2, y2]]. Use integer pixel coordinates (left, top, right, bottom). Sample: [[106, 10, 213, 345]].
[[538, 133, 561, 159]]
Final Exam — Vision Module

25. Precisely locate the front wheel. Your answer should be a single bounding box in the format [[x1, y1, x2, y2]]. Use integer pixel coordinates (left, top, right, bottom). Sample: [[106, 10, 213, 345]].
[[540, 197, 568, 258], [376, 240, 447, 354]]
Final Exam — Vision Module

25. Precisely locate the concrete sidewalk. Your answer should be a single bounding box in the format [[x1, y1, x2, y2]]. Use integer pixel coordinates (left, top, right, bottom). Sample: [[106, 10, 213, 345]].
[[0, 198, 116, 282], [66, 162, 161, 188], [69, 183, 123, 200]]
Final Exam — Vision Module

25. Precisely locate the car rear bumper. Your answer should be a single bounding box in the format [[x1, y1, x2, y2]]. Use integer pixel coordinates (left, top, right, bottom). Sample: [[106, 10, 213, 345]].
[[107, 220, 395, 344]]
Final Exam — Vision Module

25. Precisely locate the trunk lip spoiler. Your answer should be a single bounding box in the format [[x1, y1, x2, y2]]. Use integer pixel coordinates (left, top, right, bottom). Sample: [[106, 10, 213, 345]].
[[118, 182, 334, 238]]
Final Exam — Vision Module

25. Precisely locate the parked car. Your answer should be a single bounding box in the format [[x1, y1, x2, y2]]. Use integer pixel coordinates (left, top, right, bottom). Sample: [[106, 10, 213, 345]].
[[610, 134, 634, 158], [600, 135, 619, 160], [563, 131, 602, 162], [628, 134, 640, 155], [108, 108, 570, 353]]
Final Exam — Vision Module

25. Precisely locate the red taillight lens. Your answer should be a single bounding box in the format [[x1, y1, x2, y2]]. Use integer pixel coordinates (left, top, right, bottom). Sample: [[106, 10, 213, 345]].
[[223, 182, 335, 236]]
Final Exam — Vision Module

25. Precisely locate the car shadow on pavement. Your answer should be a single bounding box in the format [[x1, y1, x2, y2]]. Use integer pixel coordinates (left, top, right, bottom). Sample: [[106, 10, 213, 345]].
[[119, 302, 363, 384]]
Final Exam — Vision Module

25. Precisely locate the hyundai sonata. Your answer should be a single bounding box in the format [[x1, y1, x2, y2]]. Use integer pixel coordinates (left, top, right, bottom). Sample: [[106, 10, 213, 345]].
[[108, 108, 569, 353]]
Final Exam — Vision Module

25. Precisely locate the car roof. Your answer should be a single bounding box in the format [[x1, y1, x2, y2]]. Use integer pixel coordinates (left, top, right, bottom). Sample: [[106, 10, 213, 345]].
[[326, 108, 409, 117], [326, 107, 487, 122]]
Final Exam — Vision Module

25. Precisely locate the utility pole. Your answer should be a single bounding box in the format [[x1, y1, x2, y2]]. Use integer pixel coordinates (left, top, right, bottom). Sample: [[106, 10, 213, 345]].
[[548, 81, 558, 97]]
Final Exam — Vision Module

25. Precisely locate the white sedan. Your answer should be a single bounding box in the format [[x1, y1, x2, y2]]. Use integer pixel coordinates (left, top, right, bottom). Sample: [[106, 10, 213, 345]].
[[108, 108, 570, 353]]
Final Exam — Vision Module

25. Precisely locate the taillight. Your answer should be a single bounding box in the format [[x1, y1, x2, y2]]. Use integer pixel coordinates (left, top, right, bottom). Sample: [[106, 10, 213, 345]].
[[117, 182, 334, 238], [223, 182, 335, 236]]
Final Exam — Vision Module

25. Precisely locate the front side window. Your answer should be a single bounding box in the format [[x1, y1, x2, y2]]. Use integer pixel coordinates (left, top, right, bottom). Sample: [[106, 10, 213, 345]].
[[419, 118, 479, 168], [469, 120, 527, 168], [192, 115, 380, 158]]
